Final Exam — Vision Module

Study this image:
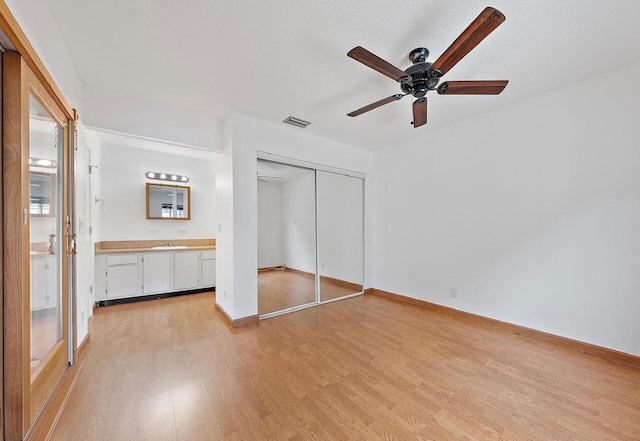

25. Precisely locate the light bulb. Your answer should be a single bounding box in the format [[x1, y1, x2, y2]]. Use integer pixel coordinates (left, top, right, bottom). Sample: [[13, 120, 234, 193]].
[[171, 175, 177, 181], [147, 172, 155, 178], [160, 173, 166, 179]]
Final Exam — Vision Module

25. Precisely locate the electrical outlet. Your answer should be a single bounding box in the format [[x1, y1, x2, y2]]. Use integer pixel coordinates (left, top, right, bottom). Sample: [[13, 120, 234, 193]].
[[450, 287, 457, 298], [321, 263, 325, 270], [218, 223, 222, 233], [223, 289, 227, 299], [81, 310, 86, 323]]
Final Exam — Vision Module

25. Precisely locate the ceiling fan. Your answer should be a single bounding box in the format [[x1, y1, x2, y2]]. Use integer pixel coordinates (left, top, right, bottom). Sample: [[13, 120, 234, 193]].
[[347, 6, 508, 128]]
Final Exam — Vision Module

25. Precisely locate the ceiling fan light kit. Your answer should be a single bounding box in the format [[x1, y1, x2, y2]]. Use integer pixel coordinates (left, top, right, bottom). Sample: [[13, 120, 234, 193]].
[[347, 6, 509, 128]]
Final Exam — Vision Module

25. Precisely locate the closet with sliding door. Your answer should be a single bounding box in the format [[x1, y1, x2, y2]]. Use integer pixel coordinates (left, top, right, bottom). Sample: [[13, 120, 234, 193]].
[[256, 154, 364, 318]]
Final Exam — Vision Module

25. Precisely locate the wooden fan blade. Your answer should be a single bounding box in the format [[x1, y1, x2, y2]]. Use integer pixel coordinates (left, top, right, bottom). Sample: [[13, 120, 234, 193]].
[[348, 46, 409, 82], [430, 7, 505, 76], [437, 80, 508, 95], [347, 94, 405, 117], [412, 98, 427, 128]]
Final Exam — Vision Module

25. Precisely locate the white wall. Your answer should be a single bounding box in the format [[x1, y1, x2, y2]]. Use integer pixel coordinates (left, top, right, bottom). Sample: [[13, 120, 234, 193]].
[[257, 181, 283, 268], [282, 173, 316, 274], [372, 60, 640, 356], [74, 123, 91, 343], [216, 112, 373, 319], [215, 118, 234, 315], [97, 132, 217, 241]]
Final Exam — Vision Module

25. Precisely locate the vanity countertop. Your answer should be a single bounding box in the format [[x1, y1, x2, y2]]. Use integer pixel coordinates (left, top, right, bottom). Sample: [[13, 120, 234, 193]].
[[95, 239, 216, 255]]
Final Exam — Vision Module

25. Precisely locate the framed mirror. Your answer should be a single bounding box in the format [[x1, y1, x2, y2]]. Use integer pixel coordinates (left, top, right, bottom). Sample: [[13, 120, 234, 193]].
[[146, 183, 191, 220], [29, 171, 56, 216]]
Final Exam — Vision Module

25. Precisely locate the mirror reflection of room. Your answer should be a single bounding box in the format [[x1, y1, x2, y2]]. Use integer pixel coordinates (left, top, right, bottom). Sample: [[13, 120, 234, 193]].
[[317, 171, 364, 301], [146, 183, 190, 219], [257, 160, 317, 315], [29, 101, 63, 373]]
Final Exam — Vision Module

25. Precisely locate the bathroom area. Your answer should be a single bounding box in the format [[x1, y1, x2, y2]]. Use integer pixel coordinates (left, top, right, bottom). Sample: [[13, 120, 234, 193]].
[[84, 129, 218, 308]]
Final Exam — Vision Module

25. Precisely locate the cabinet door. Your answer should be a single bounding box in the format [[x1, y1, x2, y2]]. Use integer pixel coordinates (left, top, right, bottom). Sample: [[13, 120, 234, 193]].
[[201, 258, 216, 287], [107, 264, 139, 299], [143, 253, 173, 294], [174, 252, 199, 290], [31, 256, 49, 310]]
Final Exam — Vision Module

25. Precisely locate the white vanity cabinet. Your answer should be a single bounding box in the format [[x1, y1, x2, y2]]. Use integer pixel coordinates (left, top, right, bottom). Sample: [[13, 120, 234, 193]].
[[31, 253, 58, 310], [105, 254, 141, 299], [174, 251, 200, 290], [143, 253, 173, 294], [200, 250, 217, 287], [95, 249, 216, 303]]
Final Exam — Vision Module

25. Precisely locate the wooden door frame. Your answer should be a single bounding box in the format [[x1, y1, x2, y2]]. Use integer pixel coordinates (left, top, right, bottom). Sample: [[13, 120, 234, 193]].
[[0, 48, 4, 440], [3, 50, 30, 439], [0, 1, 74, 120], [0, 3, 78, 439], [3, 50, 71, 439]]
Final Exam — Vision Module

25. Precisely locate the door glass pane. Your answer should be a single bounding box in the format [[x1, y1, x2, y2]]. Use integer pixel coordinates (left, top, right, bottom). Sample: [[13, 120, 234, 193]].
[[318, 171, 364, 302], [257, 159, 317, 315], [29, 94, 63, 374]]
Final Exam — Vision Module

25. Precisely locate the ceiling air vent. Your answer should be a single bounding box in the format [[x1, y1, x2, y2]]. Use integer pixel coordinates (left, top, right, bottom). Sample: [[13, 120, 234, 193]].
[[283, 116, 311, 129]]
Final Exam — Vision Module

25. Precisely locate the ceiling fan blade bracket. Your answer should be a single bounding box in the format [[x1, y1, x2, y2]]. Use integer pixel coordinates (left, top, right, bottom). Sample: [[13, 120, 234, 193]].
[[413, 97, 427, 106], [428, 68, 444, 79], [437, 82, 449, 94]]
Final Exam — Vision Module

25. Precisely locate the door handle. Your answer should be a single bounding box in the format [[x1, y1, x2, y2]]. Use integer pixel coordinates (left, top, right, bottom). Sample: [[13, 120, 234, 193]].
[[67, 233, 77, 255], [48, 233, 57, 254]]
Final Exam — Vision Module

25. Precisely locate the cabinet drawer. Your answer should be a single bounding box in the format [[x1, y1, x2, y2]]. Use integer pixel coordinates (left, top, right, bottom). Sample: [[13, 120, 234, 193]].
[[201, 250, 216, 260], [107, 254, 138, 266]]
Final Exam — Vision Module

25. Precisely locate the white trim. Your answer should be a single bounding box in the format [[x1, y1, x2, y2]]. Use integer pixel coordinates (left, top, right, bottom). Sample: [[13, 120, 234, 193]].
[[319, 291, 364, 305], [257, 151, 366, 179], [259, 301, 318, 320]]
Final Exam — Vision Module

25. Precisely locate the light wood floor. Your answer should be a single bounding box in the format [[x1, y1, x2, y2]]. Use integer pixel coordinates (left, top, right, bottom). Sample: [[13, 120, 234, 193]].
[[51, 292, 640, 441], [259, 269, 316, 315], [30, 309, 60, 372], [258, 269, 362, 315]]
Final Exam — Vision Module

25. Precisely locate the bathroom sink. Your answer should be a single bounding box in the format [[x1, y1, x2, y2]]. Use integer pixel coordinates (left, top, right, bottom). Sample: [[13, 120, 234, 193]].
[[151, 245, 188, 250]]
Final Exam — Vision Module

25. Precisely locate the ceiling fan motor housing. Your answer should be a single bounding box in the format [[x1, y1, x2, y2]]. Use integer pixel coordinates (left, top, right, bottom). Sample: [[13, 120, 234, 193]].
[[401, 48, 440, 98]]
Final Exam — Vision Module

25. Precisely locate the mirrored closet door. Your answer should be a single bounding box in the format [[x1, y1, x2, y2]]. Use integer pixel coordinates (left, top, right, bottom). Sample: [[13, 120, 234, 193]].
[[317, 171, 364, 302], [257, 155, 365, 319], [257, 160, 317, 316]]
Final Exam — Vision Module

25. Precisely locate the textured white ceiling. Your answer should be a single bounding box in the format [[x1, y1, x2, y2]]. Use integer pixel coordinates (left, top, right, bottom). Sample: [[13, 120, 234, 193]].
[[46, 0, 640, 150]]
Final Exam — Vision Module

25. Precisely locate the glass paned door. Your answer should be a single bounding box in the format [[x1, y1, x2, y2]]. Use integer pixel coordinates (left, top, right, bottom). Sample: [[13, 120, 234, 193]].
[[29, 94, 63, 374], [3, 50, 72, 438]]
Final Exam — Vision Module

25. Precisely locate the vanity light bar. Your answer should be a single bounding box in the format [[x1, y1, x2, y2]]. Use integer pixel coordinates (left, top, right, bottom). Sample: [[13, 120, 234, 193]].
[[29, 157, 57, 168], [145, 171, 189, 183]]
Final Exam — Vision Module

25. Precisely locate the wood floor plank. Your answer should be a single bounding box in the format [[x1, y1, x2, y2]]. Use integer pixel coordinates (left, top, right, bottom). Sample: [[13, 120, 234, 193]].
[[49, 292, 640, 441]]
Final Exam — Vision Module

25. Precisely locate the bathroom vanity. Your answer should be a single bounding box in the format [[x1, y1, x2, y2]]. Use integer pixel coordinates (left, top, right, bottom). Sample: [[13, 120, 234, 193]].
[[94, 239, 216, 305]]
